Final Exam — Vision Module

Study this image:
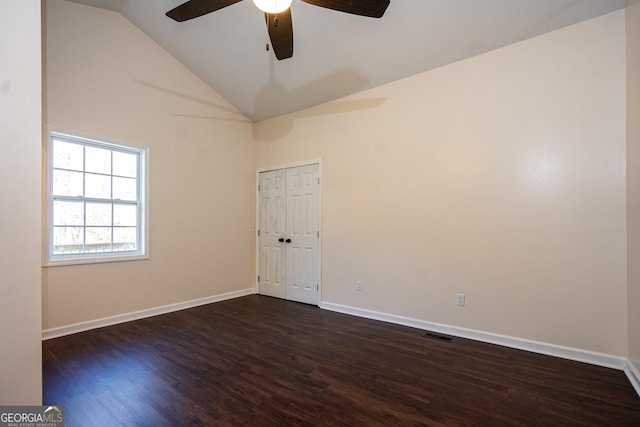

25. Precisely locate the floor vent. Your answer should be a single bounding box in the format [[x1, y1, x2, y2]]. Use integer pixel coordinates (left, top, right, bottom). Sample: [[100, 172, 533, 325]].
[[424, 332, 453, 342]]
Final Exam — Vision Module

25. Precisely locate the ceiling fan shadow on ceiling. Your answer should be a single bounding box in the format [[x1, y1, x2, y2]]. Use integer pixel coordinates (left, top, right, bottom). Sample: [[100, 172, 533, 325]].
[[252, 60, 386, 140], [165, 0, 390, 60]]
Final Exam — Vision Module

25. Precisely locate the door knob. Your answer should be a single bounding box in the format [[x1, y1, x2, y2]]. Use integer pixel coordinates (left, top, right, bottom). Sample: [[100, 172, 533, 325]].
[[278, 238, 284, 242], [286, 238, 291, 243]]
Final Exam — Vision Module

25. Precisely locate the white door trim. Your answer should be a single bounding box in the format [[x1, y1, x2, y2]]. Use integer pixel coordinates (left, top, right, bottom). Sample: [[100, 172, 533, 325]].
[[255, 160, 322, 304]]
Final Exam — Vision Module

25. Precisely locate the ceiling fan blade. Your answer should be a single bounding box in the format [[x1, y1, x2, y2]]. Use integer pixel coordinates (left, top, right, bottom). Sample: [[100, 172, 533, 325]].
[[265, 10, 293, 60], [301, 0, 389, 18], [166, 0, 242, 22]]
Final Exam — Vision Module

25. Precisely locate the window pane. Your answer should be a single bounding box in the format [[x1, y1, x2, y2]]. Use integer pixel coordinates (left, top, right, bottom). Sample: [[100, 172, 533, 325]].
[[85, 146, 111, 174], [114, 204, 137, 226], [53, 226, 83, 254], [85, 173, 111, 199], [86, 227, 111, 252], [113, 177, 136, 201], [53, 169, 83, 197], [114, 227, 137, 251], [86, 202, 112, 226], [53, 200, 84, 226], [53, 140, 83, 171], [113, 151, 137, 178], [48, 131, 146, 262]]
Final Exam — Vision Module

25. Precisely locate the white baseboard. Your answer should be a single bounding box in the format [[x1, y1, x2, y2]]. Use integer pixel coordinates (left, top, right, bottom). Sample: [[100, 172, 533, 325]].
[[625, 359, 640, 397], [319, 301, 628, 372], [42, 287, 257, 340]]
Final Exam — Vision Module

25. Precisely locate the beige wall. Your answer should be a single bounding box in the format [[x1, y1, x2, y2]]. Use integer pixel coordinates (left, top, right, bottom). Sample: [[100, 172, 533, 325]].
[[0, 1, 42, 404], [43, 0, 255, 330], [255, 11, 628, 355], [42, 1, 632, 362], [627, 0, 640, 372]]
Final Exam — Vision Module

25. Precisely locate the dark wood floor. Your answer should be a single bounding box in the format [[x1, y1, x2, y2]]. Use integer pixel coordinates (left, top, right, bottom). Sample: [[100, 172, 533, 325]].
[[43, 295, 640, 426]]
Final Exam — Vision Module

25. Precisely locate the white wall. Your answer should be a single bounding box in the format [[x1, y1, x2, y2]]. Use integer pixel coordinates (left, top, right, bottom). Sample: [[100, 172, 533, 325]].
[[627, 0, 640, 372], [43, 0, 255, 330], [0, 0, 42, 404], [255, 11, 628, 356]]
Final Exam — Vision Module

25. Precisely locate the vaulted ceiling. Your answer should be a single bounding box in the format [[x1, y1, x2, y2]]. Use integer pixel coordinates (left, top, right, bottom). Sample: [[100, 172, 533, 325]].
[[66, 0, 625, 122]]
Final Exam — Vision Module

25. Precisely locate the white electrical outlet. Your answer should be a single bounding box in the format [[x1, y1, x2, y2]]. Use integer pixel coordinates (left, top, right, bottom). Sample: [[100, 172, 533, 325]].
[[355, 280, 363, 291], [456, 293, 465, 306]]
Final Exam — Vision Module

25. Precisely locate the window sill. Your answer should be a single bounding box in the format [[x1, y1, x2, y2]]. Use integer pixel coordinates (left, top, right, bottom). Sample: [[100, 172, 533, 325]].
[[44, 253, 149, 267]]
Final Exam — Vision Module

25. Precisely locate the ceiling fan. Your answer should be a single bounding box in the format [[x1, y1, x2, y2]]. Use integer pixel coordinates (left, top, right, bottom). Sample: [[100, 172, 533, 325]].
[[166, 0, 390, 60]]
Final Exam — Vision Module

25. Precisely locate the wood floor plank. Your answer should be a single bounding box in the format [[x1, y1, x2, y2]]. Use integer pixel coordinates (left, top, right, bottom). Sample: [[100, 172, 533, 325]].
[[43, 295, 640, 426]]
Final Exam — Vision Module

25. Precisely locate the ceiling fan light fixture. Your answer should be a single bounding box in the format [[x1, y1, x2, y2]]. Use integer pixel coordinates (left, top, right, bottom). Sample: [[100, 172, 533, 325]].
[[252, 0, 292, 14]]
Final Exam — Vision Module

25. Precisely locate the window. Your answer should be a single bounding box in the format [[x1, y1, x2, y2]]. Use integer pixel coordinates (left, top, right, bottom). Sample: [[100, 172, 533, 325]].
[[45, 130, 148, 265]]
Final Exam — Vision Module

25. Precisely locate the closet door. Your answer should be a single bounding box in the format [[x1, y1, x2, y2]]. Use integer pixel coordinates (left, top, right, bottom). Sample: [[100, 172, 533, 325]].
[[258, 164, 320, 305], [258, 169, 286, 299], [284, 164, 320, 304]]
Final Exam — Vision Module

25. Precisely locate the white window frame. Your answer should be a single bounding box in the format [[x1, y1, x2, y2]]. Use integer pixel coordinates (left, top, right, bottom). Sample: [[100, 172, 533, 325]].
[[44, 128, 149, 266]]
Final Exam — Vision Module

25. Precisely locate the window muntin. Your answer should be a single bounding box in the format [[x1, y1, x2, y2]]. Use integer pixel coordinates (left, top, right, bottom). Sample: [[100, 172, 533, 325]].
[[46, 130, 147, 264]]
